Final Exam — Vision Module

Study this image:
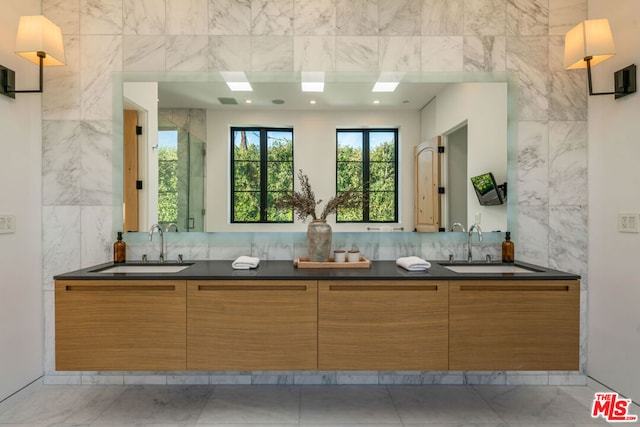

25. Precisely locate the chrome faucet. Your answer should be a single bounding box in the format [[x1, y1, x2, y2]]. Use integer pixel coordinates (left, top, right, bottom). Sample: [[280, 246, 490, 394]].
[[450, 222, 465, 232], [165, 223, 179, 232], [467, 223, 483, 262], [149, 224, 164, 263]]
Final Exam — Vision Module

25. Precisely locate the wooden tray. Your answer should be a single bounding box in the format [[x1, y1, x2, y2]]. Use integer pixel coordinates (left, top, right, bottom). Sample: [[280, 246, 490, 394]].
[[294, 257, 372, 269]]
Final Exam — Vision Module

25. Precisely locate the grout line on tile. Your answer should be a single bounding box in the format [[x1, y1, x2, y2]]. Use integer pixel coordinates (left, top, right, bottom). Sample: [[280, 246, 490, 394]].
[[0, 376, 43, 405], [385, 384, 405, 425]]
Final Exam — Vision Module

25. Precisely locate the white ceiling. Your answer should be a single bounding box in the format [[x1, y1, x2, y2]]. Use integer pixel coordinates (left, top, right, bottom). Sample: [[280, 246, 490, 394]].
[[157, 81, 448, 111]]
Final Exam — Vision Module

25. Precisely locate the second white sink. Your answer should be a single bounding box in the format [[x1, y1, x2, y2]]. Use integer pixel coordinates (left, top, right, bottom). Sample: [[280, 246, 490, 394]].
[[94, 264, 192, 274], [443, 264, 538, 274]]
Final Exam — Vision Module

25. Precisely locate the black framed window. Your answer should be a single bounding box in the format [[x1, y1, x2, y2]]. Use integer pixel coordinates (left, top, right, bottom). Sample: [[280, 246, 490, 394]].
[[157, 129, 179, 225], [231, 127, 294, 223], [336, 129, 398, 222]]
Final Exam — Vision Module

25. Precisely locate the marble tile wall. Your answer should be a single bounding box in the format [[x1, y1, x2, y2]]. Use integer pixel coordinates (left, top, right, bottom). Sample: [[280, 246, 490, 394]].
[[44, 370, 587, 386], [40, 0, 589, 385]]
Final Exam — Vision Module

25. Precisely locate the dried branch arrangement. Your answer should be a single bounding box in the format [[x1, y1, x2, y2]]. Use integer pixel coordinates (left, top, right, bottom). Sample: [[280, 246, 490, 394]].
[[275, 169, 363, 222]]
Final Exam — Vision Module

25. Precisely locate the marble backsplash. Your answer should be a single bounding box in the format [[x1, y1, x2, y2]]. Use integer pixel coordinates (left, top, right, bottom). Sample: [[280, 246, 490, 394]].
[[124, 229, 505, 264], [41, 0, 589, 385]]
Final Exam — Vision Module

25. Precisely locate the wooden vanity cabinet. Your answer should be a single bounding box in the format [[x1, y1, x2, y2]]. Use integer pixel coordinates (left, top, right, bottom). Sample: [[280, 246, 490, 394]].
[[54, 274, 580, 372], [449, 280, 580, 371], [55, 280, 187, 371], [187, 280, 317, 370], [318, 280, 448, 370]]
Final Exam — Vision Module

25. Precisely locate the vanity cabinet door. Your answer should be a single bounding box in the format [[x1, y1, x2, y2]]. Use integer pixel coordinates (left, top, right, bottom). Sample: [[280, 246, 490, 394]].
[[187, 280, 317, 370], [55, 280, 187, 371], [318, 280, 448, 370], [449, 280, 580, 370]]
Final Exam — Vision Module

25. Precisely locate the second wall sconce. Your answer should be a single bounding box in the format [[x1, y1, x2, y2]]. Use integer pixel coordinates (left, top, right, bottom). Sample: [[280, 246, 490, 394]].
[[564, 18, 636, 99], [0, 15, 65, 99]]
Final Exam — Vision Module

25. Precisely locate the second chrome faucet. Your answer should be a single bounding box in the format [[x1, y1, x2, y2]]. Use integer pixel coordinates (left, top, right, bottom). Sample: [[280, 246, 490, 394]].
[[467, 223, 483, 262], [149, 224, 164, 263]]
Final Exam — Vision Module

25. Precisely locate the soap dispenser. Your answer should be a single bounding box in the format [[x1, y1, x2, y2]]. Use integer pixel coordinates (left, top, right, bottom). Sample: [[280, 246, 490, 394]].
[[113, 231, 126, 263], [502, 231, 514, 263]]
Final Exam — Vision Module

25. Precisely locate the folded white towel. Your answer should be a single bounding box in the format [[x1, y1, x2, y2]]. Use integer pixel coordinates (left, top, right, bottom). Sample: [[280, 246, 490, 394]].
[[232, 256, 261, 270], [396, 256, 431, 271]]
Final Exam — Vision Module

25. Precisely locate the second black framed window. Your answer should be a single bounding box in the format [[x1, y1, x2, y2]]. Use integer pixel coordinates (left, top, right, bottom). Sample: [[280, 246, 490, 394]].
[[336, 129, 398, 223]]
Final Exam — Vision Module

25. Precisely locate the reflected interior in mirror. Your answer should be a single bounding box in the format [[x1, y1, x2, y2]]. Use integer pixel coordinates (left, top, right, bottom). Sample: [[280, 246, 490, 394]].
[[118, 73, 510, 233]]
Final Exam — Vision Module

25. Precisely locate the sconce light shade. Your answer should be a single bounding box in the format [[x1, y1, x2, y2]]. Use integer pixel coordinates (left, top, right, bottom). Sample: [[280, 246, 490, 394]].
[[15, 15, 65, 66], [564, 18, 636, 99], [564, 19, 615, 70], [0, 15, 65, 99]]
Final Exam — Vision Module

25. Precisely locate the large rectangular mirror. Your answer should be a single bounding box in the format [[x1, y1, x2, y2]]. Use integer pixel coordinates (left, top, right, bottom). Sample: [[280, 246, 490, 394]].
[[114, 72, 513, 233]]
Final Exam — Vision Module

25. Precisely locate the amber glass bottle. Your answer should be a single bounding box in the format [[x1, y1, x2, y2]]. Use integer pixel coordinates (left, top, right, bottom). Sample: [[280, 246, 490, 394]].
[[502, 231, 514, 263], [113, 231, 126, 263]]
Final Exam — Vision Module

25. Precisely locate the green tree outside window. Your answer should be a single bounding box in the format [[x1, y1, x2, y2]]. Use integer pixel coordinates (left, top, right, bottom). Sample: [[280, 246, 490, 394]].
[[336, 129, 398, 222], [231, 127, 294, 223], [158, 130, 179, 224]]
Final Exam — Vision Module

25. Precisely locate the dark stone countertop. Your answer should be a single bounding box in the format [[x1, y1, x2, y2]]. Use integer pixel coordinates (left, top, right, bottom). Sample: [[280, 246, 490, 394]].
[[54, 259, 580, 281]]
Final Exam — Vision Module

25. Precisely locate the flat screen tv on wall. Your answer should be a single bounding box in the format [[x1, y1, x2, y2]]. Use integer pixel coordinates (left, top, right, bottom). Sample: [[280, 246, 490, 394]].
[[470, 172, 507, 206]]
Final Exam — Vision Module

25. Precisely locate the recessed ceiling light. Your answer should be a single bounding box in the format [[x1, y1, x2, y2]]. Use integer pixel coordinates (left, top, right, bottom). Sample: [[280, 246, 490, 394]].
[[372, 71, 404, 92], [245, 99, 252, 104], [309, 100, 317, 104], [302, 82, 324, 92], [301, 71, 325, 92], [227, 81, 253, 91], [373, 100, 380, 104], [372, 81, 399, 92], [220, 71, 253, 92]]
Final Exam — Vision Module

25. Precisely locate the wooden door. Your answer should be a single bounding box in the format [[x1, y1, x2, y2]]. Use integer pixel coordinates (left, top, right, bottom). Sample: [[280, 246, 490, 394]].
[[187, 280, 318, 370], [318, 280, 448, 370], [55, 280, 187, 371], [414, 136, 442, 232], [449, 280, 580, 370], [123, 109, 139, 231]]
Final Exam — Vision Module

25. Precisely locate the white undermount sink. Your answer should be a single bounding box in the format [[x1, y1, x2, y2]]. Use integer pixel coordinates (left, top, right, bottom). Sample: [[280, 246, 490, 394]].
[[443, 264, 538, 274], [94, 264, 192, 274]]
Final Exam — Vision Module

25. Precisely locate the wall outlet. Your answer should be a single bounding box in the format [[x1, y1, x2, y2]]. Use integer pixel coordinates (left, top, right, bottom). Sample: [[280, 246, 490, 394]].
[[618, 213, 640, 233], [0, 214, 16, 234]]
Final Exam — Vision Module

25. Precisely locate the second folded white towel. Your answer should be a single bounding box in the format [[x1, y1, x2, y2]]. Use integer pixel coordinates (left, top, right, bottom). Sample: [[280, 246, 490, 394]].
[[396, 256, 431, 271], [232, 256, 261, 269]]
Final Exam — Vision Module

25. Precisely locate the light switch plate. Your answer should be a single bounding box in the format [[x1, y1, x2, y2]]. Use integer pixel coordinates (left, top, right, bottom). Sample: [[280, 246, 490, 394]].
[[0, 214, 16, 234], [618, 213, 640, 233]]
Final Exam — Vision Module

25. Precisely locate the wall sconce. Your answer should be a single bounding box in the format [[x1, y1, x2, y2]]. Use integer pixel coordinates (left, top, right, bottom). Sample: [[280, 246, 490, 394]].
[[0, 15, 65, 99], [564, 18, 636, 99]]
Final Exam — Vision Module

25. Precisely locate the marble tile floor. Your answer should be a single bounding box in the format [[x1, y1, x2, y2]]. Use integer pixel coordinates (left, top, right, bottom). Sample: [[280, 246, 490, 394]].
[[0, 378, 636, 426]]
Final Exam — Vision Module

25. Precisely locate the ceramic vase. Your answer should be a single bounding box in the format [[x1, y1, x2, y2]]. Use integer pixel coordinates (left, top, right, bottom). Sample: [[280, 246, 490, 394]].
[[307, 219, 332, 262]]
